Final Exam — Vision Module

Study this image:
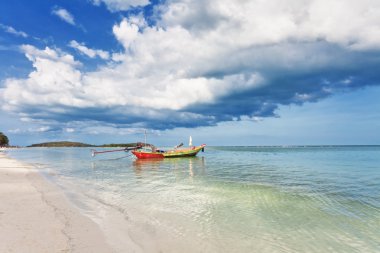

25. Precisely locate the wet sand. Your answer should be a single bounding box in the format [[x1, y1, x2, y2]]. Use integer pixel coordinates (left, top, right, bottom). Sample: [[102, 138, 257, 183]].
[[0, 152, 114, 253]]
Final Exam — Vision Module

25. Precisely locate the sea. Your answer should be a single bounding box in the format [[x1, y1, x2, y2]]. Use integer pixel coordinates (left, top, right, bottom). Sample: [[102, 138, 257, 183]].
[[7, 146, 380, 252]]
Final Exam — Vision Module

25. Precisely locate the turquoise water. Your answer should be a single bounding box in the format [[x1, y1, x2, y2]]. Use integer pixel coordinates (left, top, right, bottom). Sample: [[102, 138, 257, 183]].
[[7, 146, 380, 252]]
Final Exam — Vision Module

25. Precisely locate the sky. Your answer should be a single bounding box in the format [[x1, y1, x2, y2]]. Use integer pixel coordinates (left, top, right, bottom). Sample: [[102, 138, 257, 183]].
[[0, 0, 379, 146]]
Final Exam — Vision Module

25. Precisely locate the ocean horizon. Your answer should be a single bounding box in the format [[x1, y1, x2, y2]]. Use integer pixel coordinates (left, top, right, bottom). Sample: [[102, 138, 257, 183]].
[[7, 146, 380, 252]]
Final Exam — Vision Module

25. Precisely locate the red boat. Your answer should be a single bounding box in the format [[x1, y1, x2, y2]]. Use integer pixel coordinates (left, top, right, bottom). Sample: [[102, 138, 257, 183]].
[[91, 135, 205, 160], [132, 144, 206, 159]]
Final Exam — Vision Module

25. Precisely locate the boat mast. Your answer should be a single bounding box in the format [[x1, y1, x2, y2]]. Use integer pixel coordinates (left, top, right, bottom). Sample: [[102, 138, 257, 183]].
[[189, 136, 192, 146], [144, 129, 147, 147]]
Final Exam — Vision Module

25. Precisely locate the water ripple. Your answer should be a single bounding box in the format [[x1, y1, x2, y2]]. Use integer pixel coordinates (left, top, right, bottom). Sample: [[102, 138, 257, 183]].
[[7, 146, 380, 252]]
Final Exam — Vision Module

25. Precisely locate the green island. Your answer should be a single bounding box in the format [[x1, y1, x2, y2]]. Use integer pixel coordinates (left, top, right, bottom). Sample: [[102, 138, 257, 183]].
[[27, 141, 142, 148]]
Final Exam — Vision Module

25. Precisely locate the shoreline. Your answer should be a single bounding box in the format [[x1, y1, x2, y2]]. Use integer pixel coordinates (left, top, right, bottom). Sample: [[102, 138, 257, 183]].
[[0, 152, 114, 253], [1, 150, 185, 253]]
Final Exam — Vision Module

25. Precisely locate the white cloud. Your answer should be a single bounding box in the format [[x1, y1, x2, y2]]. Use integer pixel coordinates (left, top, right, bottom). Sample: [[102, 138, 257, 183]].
[[36, 126, 51, 132], [158, 0, 380, 50], [21, 45, 80, 66], [2, 43, 262, 113], [51, 7, 75, 25], [0, 23, 28, 38], [69, 40, 110, 60], [295, 93, 313, 102], [65, 128, 75, 133], [92, 0, 150, 12], [2, 45, 87, 112], [8, 128, 21, 134], [8, 127, 52, 133], [2, 0, 380, 130], [77, 125, 143, 135], [112, 18, 140, 49]]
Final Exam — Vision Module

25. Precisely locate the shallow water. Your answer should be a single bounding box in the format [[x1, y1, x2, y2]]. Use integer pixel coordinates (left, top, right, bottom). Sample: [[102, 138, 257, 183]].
[[8, 146, 380, 252]]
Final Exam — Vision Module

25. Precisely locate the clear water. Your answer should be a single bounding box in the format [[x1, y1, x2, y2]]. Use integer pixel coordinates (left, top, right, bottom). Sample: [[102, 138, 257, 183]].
[[7, 146, 380, 252]]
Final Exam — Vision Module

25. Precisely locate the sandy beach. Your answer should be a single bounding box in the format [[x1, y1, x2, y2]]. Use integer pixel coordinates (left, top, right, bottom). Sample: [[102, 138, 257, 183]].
[[0, 152, 114, 253]]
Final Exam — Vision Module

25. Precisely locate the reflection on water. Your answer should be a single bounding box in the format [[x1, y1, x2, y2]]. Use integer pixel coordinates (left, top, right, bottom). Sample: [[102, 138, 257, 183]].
[[132, 158, 163, 172], [6, 146, 380, 253], [132, 157, 206, 178]]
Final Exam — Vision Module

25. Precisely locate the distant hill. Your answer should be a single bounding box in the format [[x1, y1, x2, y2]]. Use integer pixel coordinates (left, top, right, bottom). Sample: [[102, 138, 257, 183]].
[[28, 141, 144, 148], [28, 141, 94, 147]]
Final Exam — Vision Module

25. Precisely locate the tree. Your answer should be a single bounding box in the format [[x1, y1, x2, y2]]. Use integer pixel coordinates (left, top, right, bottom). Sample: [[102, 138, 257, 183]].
[[0, 132, 9, 146]]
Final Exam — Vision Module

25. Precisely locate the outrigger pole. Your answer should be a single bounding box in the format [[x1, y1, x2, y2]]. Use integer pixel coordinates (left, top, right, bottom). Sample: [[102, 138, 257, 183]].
[[91, 145, 142, 157]]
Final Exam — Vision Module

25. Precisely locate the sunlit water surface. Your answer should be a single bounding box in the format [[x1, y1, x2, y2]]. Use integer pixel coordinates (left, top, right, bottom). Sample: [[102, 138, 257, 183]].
[[8, 146, 380, 252]]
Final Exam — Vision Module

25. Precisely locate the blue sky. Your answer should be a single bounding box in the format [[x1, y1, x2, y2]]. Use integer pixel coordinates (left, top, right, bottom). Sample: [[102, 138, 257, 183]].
[[1, 0, 379, 146]]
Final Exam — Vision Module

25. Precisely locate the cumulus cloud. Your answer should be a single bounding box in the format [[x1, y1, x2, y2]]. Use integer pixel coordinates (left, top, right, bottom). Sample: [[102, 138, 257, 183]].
[[158, 0, 380, 50], [2, 45, 86, 113], [69, 40, 110, 60], [2, 0, 380, 132], [92, 0, 150, 12], [0, 23, 28, 38], [51, 7, 76, 25], [2, 42, 262, 127]]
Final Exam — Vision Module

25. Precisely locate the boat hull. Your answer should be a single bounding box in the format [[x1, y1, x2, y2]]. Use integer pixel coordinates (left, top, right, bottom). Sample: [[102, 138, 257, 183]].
[[132, 144, 206, 159], [131, 151, 164, 159]]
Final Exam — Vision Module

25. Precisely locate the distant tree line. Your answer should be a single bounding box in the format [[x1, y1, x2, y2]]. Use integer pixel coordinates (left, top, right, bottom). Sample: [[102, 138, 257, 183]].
[[0, 132, 9, 146], [28, 141, 93, 147], [27, 141, 145, 148]]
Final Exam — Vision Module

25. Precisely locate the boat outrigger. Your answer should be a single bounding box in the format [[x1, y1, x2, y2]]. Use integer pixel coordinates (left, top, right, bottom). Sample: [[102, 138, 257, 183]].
[[91, 136, 206, 159]]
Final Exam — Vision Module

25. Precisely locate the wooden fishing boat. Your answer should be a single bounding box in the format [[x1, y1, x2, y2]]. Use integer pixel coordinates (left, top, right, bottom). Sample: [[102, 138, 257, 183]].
[[132, 144, 206, 159], [91, 135, 205, 159]]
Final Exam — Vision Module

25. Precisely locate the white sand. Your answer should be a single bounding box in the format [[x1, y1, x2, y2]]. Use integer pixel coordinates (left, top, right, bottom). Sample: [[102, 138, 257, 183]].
[[0, 152, 115, 253]]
